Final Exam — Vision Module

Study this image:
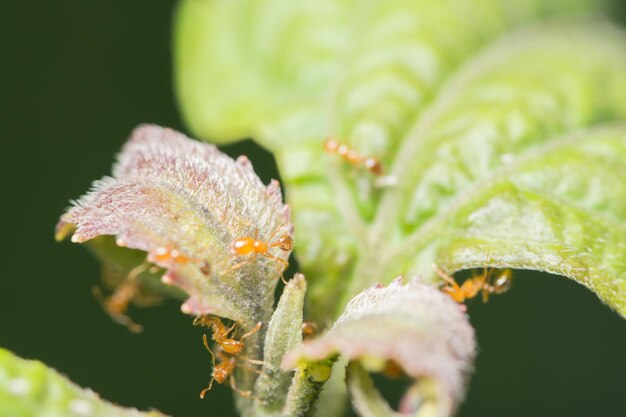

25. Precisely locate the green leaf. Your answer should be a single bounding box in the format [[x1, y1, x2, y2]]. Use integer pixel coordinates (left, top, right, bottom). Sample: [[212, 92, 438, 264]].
[[175, 0, 626, 320], [391, 126, 626, 316], [0, 348, 168, 417], [348, 26, 626, 315], [253, 274, 307, 415]]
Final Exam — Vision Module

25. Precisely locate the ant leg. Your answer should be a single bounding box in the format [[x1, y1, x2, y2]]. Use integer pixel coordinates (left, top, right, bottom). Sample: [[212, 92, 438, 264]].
[[261, 252, 290, 284], [433, 264, 459, 288], [244, 365, 264, 375], [110, 312, 143, 333], [240, 322, 262, 341], [433, 264, 466, 303], [229, 261, 248, 272], [482, 287, 492, 303], [93, 283, 143, 333], [202, 334, 217, 365], [236, 358, 264, 374], [224, 321, 238, 338], [266, 223, 287, 244], [229, 253, 256, 272], [229, 375, 252, 398], [127, 261, 149, 282], [193, 314, 207, 327], [240, 357, 265, 366], [480, 264, 494, 303]]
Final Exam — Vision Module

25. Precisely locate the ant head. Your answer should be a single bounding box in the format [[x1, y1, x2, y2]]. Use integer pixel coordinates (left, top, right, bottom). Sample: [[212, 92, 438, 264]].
[[198, 261, 211, 275], [382, 359, 406, 379], [492, 269, 513, 294], [324, 138, 339, 152], [301, 320, 318, 339], [274, 235, 294, 251], [364, 157, 383, 175], [212, 366, 230, 384], [194, 315, 216, 328]]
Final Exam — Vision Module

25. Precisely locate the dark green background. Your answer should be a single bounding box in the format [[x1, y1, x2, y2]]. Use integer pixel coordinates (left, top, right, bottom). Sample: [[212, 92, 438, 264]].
[[2, 2, 625, 417]]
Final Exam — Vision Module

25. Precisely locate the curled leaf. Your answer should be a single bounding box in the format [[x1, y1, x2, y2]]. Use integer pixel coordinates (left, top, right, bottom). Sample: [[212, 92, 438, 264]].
[[283, 278, 476, 417], [0, 348, 168, 417], [56, 125, 292, 328]]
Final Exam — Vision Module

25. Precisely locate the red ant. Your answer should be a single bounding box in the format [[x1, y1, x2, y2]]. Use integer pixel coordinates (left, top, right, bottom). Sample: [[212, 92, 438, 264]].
[[324, 138, 383, 175], [435, 264, 513, 303]]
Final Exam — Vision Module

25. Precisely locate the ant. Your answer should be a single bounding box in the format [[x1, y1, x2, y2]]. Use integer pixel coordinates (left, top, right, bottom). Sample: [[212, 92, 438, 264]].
[[382, 359, 407, 379], [199, 336, 263, 399], [194, 316, 263, 398], [435, 264, 513, 303], [301, 320, 318, 339], [193, 315, 262, 356], [94, 244, 210, 334], [230, 224, 293, 282], [93, 262, 151, 333], [324, 138, 383, 175], [149, 245, 211, 276]]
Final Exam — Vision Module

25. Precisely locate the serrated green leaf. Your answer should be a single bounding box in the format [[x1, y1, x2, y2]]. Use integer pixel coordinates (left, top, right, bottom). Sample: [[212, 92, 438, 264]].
[[175, 0, 626, 321], [0, 348, 168, 417]]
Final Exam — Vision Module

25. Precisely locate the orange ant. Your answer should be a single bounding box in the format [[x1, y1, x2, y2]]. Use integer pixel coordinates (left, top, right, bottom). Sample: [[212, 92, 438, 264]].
[[382, 359, 407, 379], [94, 245, 210, 333], [93, 262, 150, 333], [230, 224, 293, 281], [194, 316, 263, 398], [324, 138, 383, 175], [301, 320, 318, 340], [199, 336, 263, 399], [149, 245, 211, 275], [435, 264, 513, 303], [193, 315, 262, 356]]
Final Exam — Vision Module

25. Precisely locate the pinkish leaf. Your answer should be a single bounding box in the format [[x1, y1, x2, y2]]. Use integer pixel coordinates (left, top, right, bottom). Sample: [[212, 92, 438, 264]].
[[56, 125, 292, 328], [283, 278, 475, 417]]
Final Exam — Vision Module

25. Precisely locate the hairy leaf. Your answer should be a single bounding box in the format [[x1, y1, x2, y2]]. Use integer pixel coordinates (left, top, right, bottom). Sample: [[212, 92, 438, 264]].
[[56, 125, 293, 329], [175, 2, 626, 320], [254, 274, 307, 414], [0, 348, 167, 417], [283, 278, 476, 417]]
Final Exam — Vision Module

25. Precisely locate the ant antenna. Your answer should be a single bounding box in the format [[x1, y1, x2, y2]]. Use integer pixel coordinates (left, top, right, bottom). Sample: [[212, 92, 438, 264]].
[[199, 334, 217, 399]]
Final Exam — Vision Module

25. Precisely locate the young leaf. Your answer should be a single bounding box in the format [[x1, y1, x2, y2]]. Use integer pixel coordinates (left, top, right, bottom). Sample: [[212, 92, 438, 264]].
[[56, 125, 293, 329], [175, 2, 626, 320], [349, 26, 626, 316], [254, 274, 307, 413], [0, 348, 168, 417], [283, 278, 476, 417]]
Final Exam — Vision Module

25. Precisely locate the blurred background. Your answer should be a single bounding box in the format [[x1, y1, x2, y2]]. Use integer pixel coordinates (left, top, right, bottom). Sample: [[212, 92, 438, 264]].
[[1, 2, 625, 417]]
